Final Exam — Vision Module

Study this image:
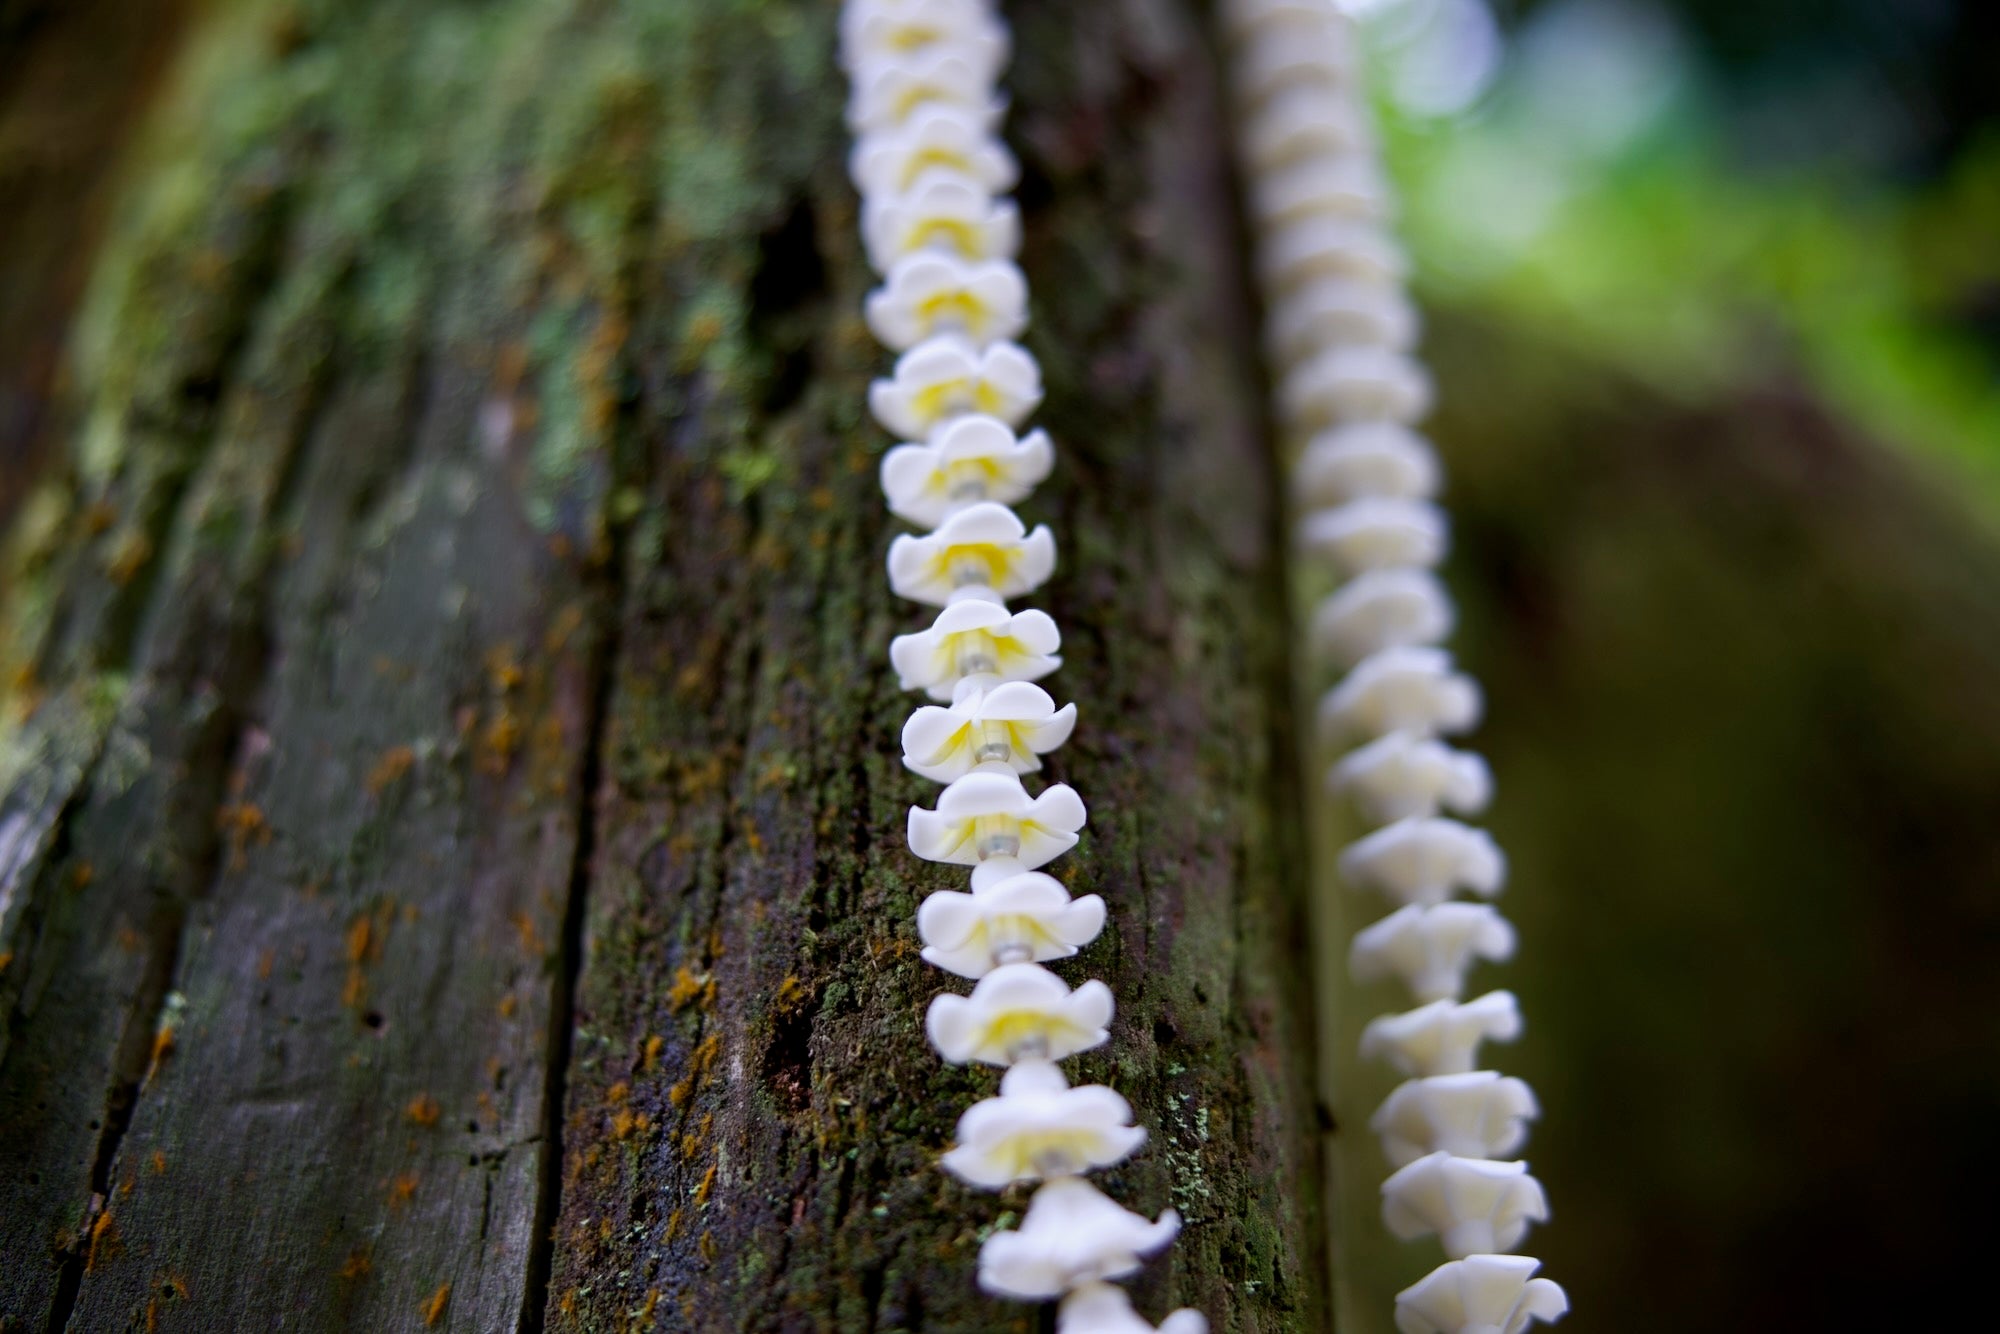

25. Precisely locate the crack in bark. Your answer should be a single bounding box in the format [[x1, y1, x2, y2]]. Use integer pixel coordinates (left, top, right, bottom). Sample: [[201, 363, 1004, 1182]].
[[517, 258, 658, 1334], [517, 467, 627, 1334], [27, 185, 338, 1334], [40, 901, 179, 1334]]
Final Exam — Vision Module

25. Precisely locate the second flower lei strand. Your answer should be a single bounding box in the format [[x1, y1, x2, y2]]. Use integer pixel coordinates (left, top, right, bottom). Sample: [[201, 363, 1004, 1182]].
[[1219, 2, 1570, 1332], [840, 2, 1206, 1330]]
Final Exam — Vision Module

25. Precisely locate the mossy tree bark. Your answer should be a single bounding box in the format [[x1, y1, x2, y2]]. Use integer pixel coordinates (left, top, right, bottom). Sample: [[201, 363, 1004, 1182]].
[[0, 1, 1328, 1331]]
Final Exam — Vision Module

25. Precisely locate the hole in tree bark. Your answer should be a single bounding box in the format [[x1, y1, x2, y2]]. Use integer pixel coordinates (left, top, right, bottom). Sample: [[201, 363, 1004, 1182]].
[[762, 999, 815, 1116], [747, 198, 826, 417]]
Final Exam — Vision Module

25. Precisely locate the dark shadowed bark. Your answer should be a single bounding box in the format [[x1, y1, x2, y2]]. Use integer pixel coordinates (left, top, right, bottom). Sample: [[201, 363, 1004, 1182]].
[[0, 1, 1328, 1330]]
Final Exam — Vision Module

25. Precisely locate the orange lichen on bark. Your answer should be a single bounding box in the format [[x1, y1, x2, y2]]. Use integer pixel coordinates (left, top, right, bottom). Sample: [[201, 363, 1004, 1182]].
[[142, 1276, 189, 1333], [389, 1174, 418, 1208], [678, 1112, 715, 1160], [480, 710, 523, 773], [85, 1211, 118, 1270], [692, 1162, 716, 1206], [610, 1107, 652, 1140], [405, 1094, 441, 1127], [511, 910, 542, 955], [666, 965, 713, 1012], [343, 904, 395, 1013], [486, 645, 525, 693], [422, 1281, 452, 1326], [337, 1249, 372, 1279], [640, 1034, 663, 1072], [146, 1023, 176, 1081], [365, 745, 416, 795], [215, 802, 271, 870], [149, 1150, 167, 1175]]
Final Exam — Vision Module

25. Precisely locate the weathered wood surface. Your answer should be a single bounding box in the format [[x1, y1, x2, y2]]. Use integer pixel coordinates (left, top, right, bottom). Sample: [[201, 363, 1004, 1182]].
[[0, 1, 1328, 1330]]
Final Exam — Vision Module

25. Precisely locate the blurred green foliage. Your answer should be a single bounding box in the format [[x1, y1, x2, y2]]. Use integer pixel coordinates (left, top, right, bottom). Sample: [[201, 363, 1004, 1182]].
[[1381, 2, 2000, 488]]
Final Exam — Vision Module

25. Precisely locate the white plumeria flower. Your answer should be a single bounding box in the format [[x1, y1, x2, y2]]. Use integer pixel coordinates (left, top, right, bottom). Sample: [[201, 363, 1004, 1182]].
[[1058, 1282, 1209, 1334], [1373, 1071, 1540, 1168], [1258, 214, 1409, 290], [1299, 498, 1448, 577], [1349, 902, 1516, 1003], [907, 768, 1086, 868], [1395, 1254, 1569, 1334], [1382, 1153, 1549, 1260], [917, 858, 1105, 977], [1329, 730, 1492, 823], [1361, 992, 1522, 1078], [880, 413, 1053, 527], [891, 599, 1061, 699], [863, 170, 1022, 273], [838, 0, 1007, 75], [1220, 0, 1340, 40], [902, 677, 1076, 782], [869, 334, 1043, 438], [850, 102, 1020, 198], [1318, 647, 1482, 745], [1281, 344, 1434, 429], [1250, 153, 1393, 233], [866, 254, 1028, 350], [1268, 277, 1419, 365], [845, 42, 1006, 134], [1295, 421, 1440, 507], [941, 1059, 1144, 1187], [1310, 568, 1456, 667], [1232, 16, 1355, 110], [977, 1176, 1181, 1300], [1239, 79, 1372, 175], [886, 501, 1055, 606], [927, 962, 1114, 1066], [1339, 815, 1507, 907]]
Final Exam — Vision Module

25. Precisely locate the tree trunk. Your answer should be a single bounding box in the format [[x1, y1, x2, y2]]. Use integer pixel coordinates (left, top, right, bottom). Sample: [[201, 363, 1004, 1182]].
[[0, 1, 1328, 1330]]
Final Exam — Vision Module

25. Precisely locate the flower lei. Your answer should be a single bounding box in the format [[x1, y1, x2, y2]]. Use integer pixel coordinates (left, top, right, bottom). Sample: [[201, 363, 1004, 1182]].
[[1220, 3, 1570, 1331], [840, 2, 1206, 1330]]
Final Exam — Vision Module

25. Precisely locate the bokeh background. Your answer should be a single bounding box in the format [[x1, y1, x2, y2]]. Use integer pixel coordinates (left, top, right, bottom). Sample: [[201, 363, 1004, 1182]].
[[1323, 0, 2000, 1330]]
